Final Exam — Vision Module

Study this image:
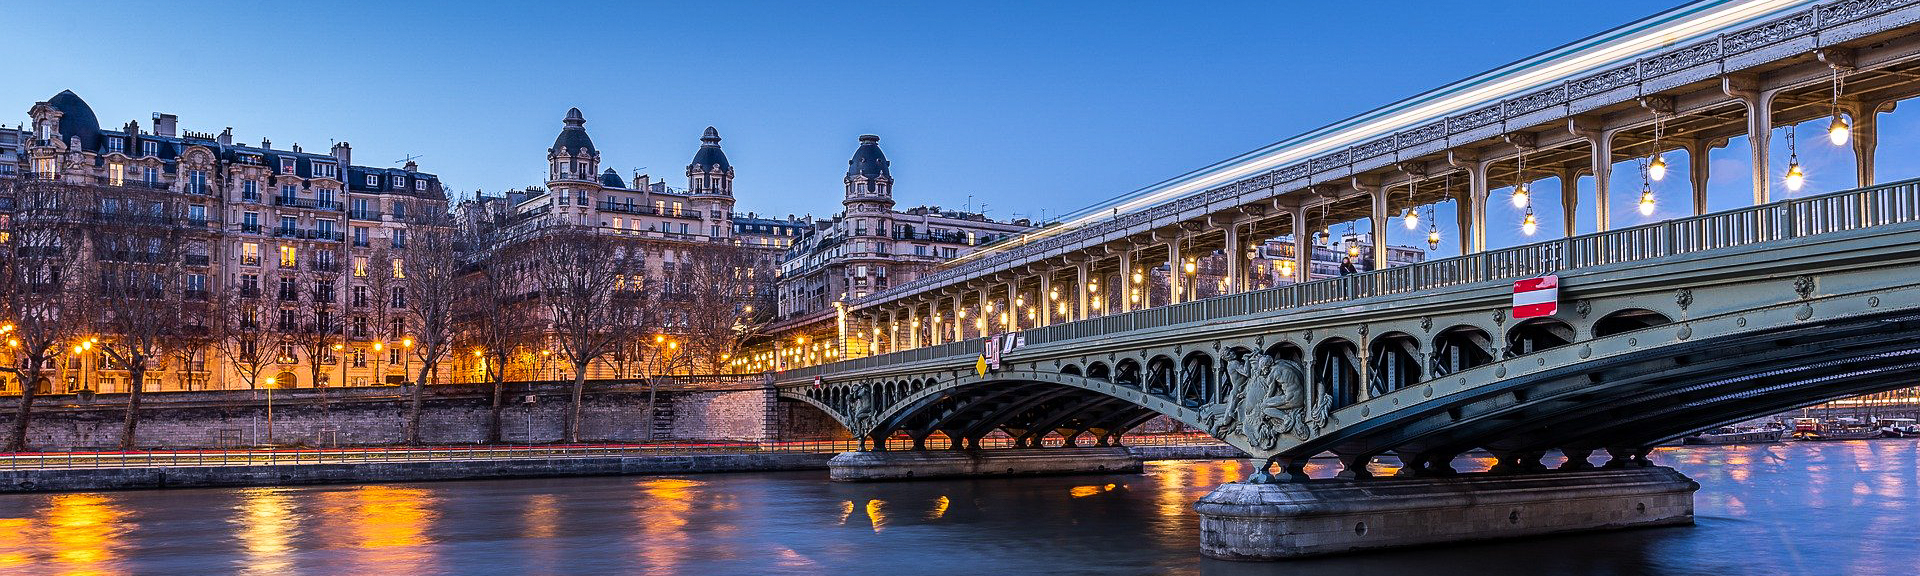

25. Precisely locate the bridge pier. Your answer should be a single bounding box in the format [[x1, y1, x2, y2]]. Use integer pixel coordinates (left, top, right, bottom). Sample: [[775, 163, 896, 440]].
[[827, 446, 1141, 481], [1195, 467, 1698, 560]]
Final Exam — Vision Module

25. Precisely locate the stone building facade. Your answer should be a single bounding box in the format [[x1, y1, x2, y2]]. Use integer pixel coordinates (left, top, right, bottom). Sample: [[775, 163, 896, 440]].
[[4, 90, 449, 393]]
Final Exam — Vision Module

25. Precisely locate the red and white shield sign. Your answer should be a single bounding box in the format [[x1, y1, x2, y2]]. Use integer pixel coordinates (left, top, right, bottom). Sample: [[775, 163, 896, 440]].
[[1513, 275, 1559, 319]]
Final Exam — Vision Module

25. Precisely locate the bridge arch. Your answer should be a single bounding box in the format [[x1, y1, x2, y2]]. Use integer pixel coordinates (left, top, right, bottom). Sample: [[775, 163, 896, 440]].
[[1313, 338, 1362, 408], [849, 370, 1212, 449], [1061, 364, 1083, 376], [1144, 355, 1177, 396], [1112, 358, 1141, 387], [1369, 331, 1423, 395], [1506, 317, 1576, 358], [1593, 308, 1672, 338], [1177, 350, 1216, 407], [1265, 341, 1304, 363], [1432, 325, 1494, 377]]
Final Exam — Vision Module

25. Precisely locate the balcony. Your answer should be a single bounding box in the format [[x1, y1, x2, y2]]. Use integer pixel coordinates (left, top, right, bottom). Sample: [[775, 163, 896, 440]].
[[183, 289, 209, 301], [596, 202, 700, 219], [274, 196, 338, 210], [92, 176, 171, 191], [350, 210, 383, 221], [273, 228, 345, 242], [309, 261, 340, 272], [239, 287, 261, 298], [184, 254, 211, 267], [240, 223, 262, 234]]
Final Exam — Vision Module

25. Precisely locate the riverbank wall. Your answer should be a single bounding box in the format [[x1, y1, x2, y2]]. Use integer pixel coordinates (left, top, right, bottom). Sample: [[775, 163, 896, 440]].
[[0, 443, 1240, 493], [0, 381, 850, 451]]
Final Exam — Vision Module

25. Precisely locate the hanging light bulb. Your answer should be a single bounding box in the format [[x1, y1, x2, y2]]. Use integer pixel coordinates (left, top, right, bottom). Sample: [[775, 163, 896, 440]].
[[1638, 186, 1656, 216], [1511, 182, 1529, 208], [1403, 207, 1418, 229], [1521, 207, 1538, 236], [1426, 225, 1440, 250], [1648, 154, 1667, 181], [1829, 115, 1851, 146], [1278, 259, 1295, 279], [1346, 242, 1360, 258], [1828, 67, 1850, 146], [1784, 125, 1805, 192]]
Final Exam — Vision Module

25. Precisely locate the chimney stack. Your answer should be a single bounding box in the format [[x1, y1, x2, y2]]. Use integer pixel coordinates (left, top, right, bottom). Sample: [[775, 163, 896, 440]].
[[292, 143, 302, 153], [332, 141, 351, 167], [403, 159, 418, 172], [262, 137, 271, 149], [152, 113, 177, 138], [218, 128, 232, 146]]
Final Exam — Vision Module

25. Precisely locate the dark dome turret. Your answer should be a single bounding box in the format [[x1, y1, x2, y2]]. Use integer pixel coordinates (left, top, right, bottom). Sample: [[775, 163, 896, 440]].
[[688, 126, 731, 171], [599, 168, 626, 189], [46, 90, 103, 150], [846, 134, 889, 179], [550, 107, 596, 155]]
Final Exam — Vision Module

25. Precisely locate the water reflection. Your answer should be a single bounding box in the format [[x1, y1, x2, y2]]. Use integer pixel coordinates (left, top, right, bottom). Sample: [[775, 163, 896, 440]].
[[233, 488, 297, 576], [0, 440, 1910, 574]]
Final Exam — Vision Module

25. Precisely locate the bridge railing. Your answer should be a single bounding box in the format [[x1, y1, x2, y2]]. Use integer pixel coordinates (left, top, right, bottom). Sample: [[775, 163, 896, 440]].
[[779, 178, 1920, 384]]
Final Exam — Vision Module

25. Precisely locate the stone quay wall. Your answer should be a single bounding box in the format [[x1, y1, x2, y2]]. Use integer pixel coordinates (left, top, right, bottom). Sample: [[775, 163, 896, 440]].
[[0, 380, 837, 451]]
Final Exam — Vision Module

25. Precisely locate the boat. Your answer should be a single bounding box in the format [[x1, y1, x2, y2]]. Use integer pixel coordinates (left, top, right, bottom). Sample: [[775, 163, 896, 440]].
[[1876, 418, 1919, 438], [1683, 426, 1786, 445]]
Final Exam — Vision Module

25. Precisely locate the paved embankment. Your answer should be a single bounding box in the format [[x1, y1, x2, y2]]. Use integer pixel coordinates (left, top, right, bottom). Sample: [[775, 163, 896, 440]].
[[0, 442, 1241, 493]]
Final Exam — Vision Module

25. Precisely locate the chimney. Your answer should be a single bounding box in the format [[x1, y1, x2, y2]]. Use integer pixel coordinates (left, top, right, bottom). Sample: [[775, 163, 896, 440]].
[[403, 160, 418, 172], [331, 141, 351, 166], [152, 113, 177, 138], [218, 127, 232, 146], [261, 137, 271, 149], [292, 143, 302, 153]]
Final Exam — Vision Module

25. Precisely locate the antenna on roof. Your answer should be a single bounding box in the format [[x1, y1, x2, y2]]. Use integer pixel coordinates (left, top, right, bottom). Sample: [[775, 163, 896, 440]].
[[396, 153, 424, 165]]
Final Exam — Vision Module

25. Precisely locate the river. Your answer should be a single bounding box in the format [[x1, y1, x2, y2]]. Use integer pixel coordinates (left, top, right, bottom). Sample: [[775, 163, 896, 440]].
[[0, 439, 1914, 575]]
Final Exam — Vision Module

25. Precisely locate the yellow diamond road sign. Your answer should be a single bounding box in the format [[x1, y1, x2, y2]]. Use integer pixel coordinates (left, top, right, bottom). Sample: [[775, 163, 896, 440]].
[[975, 355, 989, 376]]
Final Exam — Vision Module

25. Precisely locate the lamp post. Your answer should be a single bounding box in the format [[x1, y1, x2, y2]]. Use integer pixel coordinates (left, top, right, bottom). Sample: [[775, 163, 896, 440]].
[[402, 337, 415, 386], [263, 376, 277, 444]]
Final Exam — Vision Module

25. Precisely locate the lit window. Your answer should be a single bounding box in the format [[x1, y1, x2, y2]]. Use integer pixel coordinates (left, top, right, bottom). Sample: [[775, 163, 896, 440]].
[[108, 163, 125, 186], [279, 245, 297, 268], [353, 257, 367, 277], [392, 258, 405, 278], [240, 243, 260, 266]]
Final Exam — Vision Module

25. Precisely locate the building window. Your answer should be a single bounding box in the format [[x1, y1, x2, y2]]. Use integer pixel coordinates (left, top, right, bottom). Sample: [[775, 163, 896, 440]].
[[671, 201, 683, 215], [279, 215, 298, 236], [391, 175, 405, 187], [279, 277, 298, 301], [392, 258, 405, 278], [352, 226, 369, 247], [353, 256, 367, 277], [392, 202, 408, 220], [280, 158, 296, 173], [317, 219, 335, 238], [240, 243, 260, 266], [108, 163, 125, 186], [414, 179, 426, 191], [391, 287, 407, 309], [242, 180, 259, 201], [187, 205, 206, 225], [279, 245, 297, 268], [107, 138, 124, 154], [143, 167, 158, 185], [242, 212, 260, 232], [353, 285, 368, 307], [313, 162, 337, 179], [142, 141, 158, 157], [352, 348, 367, 367], [391, 228, 406, 248], [353, 316, 368, 338], [365, 174, 377, 187], [187, 170, 206, 194]]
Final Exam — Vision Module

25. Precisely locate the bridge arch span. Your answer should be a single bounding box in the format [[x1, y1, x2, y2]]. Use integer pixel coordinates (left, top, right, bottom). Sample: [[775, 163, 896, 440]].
[[807, 370, 1214, 450]]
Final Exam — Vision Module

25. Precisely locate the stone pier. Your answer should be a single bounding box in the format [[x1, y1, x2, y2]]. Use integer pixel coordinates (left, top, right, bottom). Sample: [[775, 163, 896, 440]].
[[828, 447, 1141, 481], [1194, 466, 1698, 560]]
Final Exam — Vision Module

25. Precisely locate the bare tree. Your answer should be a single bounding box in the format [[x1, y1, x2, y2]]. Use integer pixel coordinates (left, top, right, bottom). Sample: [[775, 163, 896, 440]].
[[213, 280, 278, 391], [531, 226, 647, 443], [0, 179, 92, 451], [288, 260, 345, 389], [672, 242, 774, 373], [401, 220, 460, 444], [89, 194, 191, 449], [456, 241, 537, 443], [360, 245, 402, 387]]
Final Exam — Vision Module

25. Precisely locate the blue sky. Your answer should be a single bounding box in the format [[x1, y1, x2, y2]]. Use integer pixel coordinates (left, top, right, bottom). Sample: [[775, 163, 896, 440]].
[[7, 1, 1900, 254]]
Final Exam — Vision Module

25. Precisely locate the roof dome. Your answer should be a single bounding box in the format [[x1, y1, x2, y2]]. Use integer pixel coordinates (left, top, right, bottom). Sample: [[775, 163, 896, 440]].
[[46, 90, 102, 151], [846, 134, 889, 178], [599, 168, 626, 188], [688, 126, 731, 172], [550, 107, 596, 156]]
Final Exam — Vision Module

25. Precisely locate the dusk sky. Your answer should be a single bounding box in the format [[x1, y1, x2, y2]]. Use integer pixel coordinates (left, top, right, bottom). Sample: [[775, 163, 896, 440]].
[[8, 0, 1898, 253]]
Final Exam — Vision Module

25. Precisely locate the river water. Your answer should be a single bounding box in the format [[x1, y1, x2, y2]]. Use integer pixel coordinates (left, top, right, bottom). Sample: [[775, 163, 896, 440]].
[[0, 440, 1915, 575]]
